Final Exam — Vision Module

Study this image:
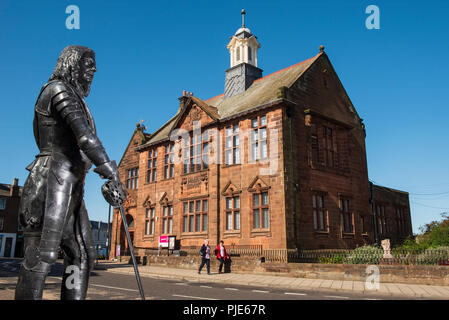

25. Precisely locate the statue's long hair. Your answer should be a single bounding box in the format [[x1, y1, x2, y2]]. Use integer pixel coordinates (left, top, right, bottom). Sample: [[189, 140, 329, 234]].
[[49, 45, 95, 96]]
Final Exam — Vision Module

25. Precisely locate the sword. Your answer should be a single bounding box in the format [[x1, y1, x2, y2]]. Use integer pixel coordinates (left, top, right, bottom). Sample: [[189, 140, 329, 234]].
[[100, 178, 145, 300], [118, 205, 145, 300]]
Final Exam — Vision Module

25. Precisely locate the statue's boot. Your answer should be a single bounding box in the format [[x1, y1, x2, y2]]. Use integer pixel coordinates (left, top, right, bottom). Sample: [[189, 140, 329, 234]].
[[61, 267, 90, 300], [15, 264, 49, 300]]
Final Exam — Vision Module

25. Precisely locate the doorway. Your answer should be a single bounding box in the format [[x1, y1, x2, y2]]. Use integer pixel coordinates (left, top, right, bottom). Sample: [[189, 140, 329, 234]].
[[120, 214, 134, 256], [4, 237, 13, 258]]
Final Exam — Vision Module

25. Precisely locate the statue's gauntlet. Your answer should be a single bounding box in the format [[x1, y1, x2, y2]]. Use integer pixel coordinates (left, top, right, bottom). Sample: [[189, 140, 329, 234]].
[[93, 160, 120, 181]]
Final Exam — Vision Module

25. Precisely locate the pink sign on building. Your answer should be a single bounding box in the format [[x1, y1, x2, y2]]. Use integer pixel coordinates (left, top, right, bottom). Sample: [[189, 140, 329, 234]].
[[159, 236, 169, 248]]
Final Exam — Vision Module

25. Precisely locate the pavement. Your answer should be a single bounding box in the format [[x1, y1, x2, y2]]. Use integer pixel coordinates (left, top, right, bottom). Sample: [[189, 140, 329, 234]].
[[0, 259, 139, 300], [1, 259, 448, 300], [103, 261, 449, 299]]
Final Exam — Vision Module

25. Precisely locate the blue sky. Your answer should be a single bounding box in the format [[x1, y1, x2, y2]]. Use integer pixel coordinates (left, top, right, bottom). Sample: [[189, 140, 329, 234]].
[[1, 0, 448, 233]]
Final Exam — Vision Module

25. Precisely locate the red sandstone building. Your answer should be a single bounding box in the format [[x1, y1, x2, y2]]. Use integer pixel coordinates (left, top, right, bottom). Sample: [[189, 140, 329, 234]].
[[0, 178, 23, 258], [110, 15, 412, 257]]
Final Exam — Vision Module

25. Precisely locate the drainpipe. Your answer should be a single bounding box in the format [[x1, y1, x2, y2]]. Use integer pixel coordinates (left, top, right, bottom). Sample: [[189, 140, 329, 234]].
[[370, 182, 378, 244], [216, 144, 221, 246], [286, 106, 298, 249], [115, 210, 119, 258], [106, 205, 111, 259]]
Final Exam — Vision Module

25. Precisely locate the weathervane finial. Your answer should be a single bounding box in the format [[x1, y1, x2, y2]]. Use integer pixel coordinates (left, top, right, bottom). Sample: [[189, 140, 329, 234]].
[[241, 9, 246, 27]]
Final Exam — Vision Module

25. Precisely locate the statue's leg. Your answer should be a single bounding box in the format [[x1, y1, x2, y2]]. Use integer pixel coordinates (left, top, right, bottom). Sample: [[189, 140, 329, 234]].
[[61, 197, 95, 300], [14, 231, 44, 300], [15, 168, 75, 300]]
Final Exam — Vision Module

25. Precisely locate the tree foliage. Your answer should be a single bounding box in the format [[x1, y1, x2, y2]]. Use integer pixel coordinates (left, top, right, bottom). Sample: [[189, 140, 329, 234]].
[[398, 213, 449, 249]]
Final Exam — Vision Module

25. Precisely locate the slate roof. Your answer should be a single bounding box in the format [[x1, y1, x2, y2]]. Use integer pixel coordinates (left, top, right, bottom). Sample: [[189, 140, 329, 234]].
[[207, 53, 322, 118], [143, 111, 181, 146], [139, 52, 323, 148]]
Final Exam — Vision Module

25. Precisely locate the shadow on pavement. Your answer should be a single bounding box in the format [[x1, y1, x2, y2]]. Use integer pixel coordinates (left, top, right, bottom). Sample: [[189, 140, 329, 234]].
[[0, 259, 107, 278]]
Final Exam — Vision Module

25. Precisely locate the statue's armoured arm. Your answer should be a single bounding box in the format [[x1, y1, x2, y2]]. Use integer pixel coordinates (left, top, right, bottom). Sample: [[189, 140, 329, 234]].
[[51, 86, 119, 180]]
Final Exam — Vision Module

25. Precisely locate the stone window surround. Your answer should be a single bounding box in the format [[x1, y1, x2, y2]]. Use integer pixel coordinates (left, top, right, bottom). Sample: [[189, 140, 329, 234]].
[[250, 188, 270, 231], [183, 130, 210, 174], [395, 206, 408, 236], [322, 125, 335, 168], [161, 204, 174, 235], [163, 143, 175, 180], [126, 167, 139, 190], [359, 213, 369, 236], [305, 109, 353, 174], [312, 191, 329, 233], [182, 198, 208, 234], [250, 114, 268, 161], [375, 202, 388, 236], [144, 206, 156, 237], [147, 148, 158, 183], [339, 194, 355, 236], [224, 123, 240, 166], [225, 196, 241, 232]]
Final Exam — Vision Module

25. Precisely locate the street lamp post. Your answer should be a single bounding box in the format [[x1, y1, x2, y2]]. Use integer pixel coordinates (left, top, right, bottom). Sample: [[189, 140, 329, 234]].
[[106, 204, 111, 259]]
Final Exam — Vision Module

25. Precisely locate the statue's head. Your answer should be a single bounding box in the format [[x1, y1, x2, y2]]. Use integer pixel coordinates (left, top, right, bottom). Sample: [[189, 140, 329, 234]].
[[49, 45, 97, 97]]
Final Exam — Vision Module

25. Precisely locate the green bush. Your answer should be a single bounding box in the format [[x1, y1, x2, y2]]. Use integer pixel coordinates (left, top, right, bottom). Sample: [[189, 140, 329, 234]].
[[392, 237, 428, 255], [317, 255, 346, 264], [343, 245, 383, 264]]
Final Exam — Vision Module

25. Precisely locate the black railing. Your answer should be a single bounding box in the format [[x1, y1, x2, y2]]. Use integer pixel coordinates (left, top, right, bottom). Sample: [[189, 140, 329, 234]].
[[132, 246, 449, 266]]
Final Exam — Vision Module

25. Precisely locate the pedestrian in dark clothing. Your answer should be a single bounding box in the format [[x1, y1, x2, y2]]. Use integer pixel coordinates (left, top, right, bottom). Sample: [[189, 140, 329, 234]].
[[215, 240, 229, 274], [198, 239, 211, 275]]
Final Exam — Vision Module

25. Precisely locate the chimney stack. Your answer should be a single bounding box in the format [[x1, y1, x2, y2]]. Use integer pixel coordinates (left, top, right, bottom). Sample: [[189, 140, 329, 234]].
[[10, 178, 19, 197], [179, 91, 189, 111]]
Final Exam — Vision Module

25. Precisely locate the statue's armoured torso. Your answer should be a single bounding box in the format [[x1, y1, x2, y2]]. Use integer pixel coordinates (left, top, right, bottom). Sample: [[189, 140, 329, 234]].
[[33, 80, 95, 167]]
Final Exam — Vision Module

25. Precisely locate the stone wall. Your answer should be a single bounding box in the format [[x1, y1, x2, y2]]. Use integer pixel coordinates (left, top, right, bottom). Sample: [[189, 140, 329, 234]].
[[130, 255, 449, 286]]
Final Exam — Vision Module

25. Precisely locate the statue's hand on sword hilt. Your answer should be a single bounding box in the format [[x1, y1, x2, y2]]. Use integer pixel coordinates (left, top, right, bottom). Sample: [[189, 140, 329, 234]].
[[94, 160, 126, 207]]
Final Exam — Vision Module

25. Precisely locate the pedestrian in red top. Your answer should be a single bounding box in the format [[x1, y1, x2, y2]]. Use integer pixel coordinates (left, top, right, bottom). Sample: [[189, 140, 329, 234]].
[[215, 240, 229, 274]]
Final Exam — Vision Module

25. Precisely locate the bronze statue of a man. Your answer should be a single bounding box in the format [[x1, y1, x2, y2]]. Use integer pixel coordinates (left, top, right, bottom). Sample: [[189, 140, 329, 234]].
[[15, 45, 125, 300]]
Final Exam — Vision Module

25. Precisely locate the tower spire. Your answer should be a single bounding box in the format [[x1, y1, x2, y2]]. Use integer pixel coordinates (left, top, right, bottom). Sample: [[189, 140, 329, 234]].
[[241, 9, 246, 27]]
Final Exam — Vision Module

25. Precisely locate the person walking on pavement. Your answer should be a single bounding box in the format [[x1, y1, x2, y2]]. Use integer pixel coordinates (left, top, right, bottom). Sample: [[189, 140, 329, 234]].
[[215, 240, 229, 274], [198, 239, 211, 275]]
